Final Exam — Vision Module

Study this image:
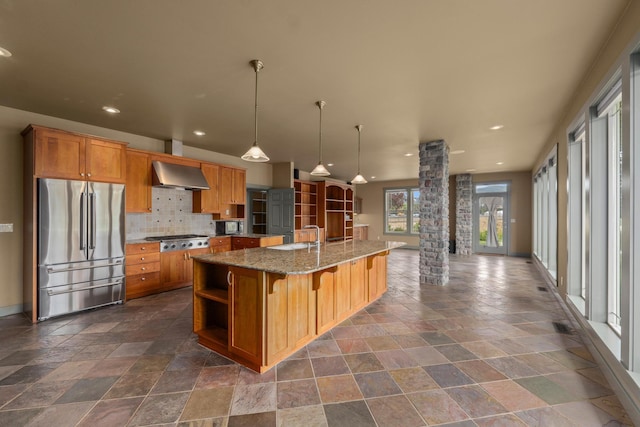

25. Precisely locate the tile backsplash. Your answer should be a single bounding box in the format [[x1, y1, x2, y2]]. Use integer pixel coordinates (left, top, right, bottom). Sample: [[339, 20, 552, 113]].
[[126, 187, 215, 239]]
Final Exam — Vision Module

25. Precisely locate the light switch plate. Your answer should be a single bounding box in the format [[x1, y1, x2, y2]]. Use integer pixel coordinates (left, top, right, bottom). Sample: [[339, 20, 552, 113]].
[[0, 223, 13, 232]]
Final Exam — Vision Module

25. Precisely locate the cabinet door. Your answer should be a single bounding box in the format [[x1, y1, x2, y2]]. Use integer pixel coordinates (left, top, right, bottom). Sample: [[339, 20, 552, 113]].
[[350, 258, 367, 311], [335, 263, 351, 322], [86, 138, 127, 183], [229, 267, 263, 364], [34, 128, 86, 179], [219, 166, 233, 205], [233, 168, 246, 204], [367, 252, 388, 301], [126, 150, 152, 213], [160, 251, 190, 288], [193, 163, 220, 213], [314, 268, 337, 335]]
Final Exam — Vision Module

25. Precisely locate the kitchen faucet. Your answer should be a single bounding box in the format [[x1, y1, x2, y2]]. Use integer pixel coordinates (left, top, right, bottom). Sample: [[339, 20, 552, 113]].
[[303, 225, 321, 247]]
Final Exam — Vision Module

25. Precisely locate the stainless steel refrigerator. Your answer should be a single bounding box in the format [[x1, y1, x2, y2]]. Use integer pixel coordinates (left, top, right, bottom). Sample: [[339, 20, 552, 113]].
[[38, 178, 125, 321]]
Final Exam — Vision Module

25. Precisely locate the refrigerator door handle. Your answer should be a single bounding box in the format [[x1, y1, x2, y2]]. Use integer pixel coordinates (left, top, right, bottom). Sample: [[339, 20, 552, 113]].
[[80, 192, 86, 250], [46, 259, 123, 273], [90, 193, 97, 249], [46, 280, 123, 296]]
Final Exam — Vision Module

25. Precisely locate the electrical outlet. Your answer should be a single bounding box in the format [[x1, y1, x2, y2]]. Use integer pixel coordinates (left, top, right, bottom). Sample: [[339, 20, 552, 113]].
[[0, 223, 13, 232]]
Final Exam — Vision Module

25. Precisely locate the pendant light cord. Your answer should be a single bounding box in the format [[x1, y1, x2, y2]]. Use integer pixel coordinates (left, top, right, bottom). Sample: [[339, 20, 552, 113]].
[[357, 125, 361, 173], [318, 103, 323, 163], [253, 62, 260, 147]]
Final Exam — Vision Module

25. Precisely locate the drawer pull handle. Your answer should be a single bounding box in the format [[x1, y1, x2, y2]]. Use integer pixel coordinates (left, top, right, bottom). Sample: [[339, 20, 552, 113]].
[[141, 277, 146, 281], [227, 271, 232, 286], [141, 267, 146, 271], [140, 257, 145, 261]]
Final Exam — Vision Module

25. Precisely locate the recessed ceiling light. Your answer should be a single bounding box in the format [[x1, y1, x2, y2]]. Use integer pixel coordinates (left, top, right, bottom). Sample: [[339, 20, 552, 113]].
[[102, 106, 120, 114], [193, 130, 206, 136], [450, 150, 465, 155], [490, 125, 504, 130], [496, 161, 504, 165], [404, 153, 414, 157], [370, 176, 376, 179], [466, 169, 476, 172], [0, 47, 12, 57], [327, 163, 334, 167]]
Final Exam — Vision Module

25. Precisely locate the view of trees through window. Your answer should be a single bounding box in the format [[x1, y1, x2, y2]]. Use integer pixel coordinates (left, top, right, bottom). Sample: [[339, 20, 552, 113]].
[[385, 188, 419, 234]]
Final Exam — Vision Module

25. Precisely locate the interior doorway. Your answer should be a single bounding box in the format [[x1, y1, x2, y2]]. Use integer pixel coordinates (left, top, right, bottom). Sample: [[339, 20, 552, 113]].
[[473, 182, 510, 255]]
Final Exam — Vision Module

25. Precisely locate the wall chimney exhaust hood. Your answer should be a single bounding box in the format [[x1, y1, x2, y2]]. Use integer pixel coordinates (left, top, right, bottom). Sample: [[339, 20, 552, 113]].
[[151, 160, 210, 190]]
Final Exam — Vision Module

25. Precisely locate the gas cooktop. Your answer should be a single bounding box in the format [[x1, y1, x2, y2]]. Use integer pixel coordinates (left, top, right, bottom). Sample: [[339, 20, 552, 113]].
[[144, 234, 207, 241], [144, 234, 210, 252]]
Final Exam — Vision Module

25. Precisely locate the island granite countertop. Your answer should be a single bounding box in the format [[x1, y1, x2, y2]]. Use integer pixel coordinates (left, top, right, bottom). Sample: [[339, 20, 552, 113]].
[[192, 240, 405, 275]]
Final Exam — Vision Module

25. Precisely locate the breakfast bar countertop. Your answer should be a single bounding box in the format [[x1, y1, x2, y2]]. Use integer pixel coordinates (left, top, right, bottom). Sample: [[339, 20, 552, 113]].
[[192, 240, 405, 275]]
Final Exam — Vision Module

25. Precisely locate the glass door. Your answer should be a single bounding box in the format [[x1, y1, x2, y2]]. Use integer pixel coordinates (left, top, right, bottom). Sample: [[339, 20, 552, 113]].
[[473, 183, 509, 255]]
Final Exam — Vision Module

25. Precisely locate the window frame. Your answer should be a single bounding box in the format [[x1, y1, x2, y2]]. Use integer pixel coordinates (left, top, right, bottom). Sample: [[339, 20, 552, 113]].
[[383, 187, 420, 236]]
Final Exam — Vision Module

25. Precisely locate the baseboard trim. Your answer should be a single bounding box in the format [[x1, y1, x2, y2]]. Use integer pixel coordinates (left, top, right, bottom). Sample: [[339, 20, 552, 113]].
[[0, 304, 24, 318]]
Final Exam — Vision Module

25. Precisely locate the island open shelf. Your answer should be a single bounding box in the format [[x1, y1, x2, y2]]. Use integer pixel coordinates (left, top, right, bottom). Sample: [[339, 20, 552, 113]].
[[192, 240, 404, 372]]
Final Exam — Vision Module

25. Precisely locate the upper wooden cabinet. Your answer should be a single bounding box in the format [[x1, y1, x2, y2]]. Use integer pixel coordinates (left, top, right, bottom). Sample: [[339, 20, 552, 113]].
[[219, 166, 246, 219], [219, 166, 246, 205], [126, 149, 152, 213], [29, 126, 126, 183], [193, 162, 220, 214]]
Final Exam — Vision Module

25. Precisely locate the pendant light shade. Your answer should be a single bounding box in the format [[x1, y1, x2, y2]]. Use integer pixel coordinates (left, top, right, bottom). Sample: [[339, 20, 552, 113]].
[[241, 60, 270, 162], [351, 125, 367, 184], [310, 100, 330, 176]]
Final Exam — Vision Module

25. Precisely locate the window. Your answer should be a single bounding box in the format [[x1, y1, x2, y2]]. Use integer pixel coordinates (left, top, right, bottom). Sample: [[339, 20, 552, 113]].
[[532, 147, 557, 278], [384, 187, 419, 235], [601, 93, 623, 334]]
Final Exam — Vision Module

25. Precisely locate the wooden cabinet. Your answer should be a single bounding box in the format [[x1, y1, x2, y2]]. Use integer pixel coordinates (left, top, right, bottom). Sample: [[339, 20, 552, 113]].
[[31, 126, 126, 183], [193, 162, 220, 213], [314, 267, 338, 335], [126, 149, 152, 213], [229, 267, 263, 365], [318, 181, 354, 242], [350, 258, 367, 312], [210, 236, 232, 253], [125, 243, 161, 300], [193, 247, 391, 372], [265, 273, 315, 366], [294, 180, 318, 230], [353, 225, 368, 241], [159, 247, 210, 291], [294, 228, 325, 243], [231, 235, 284, 250], [367, 251, 388, 302], [219, 166, 246, 219]]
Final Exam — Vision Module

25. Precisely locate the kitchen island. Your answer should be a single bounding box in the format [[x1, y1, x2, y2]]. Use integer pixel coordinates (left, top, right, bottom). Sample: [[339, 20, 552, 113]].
[[192, 240, 405, 372]]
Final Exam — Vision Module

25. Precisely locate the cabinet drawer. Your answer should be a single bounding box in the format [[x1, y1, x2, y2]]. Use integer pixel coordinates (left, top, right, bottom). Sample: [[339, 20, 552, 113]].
[[211, 237, 231, 247], [126, 252, 160, 266], [126, 242, 160, 255], [126, 272, 161, 299], [126, 262, 160, 276]]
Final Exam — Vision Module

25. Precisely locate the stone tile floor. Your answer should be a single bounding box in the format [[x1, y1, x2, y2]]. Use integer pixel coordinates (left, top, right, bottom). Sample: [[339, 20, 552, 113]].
[[0, 250, 633, 426]]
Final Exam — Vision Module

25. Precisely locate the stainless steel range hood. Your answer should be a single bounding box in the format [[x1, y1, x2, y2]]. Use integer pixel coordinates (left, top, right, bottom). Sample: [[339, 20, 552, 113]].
[[151, 160, 210, 190]]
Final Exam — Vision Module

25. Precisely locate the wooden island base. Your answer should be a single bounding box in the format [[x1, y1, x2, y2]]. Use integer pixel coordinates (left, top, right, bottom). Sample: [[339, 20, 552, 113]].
[[192, 248, 390, 373]]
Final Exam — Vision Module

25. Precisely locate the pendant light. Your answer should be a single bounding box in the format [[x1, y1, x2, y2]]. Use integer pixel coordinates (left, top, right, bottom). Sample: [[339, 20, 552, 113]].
[[310, 100, 330, 176], [351, 125, 367, 184], [241, 59, 270, 162]]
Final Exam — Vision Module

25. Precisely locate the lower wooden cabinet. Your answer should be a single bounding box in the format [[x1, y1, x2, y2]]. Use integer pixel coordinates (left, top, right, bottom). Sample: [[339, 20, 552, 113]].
[[367, 251, 388, 302], [353, 225, 368, 240], [125, 242, 160, 300], [229, 267, 263, 365], [231, 235, 284, 250], [193, 250, 389, 372], [210, 236, 231, 253]]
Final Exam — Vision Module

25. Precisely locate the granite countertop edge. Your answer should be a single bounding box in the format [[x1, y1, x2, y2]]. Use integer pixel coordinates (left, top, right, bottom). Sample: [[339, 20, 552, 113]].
[[192, 240, 406, 275], [126, 233, 284, 245]]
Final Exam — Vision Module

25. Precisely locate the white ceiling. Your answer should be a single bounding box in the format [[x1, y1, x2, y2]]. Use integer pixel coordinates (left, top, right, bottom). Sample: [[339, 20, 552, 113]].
[[0, 0, 631, 182]]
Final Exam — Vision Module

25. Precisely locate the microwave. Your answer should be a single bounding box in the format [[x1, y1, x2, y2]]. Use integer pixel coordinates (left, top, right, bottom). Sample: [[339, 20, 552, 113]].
[[216, 220, 243, 235]]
